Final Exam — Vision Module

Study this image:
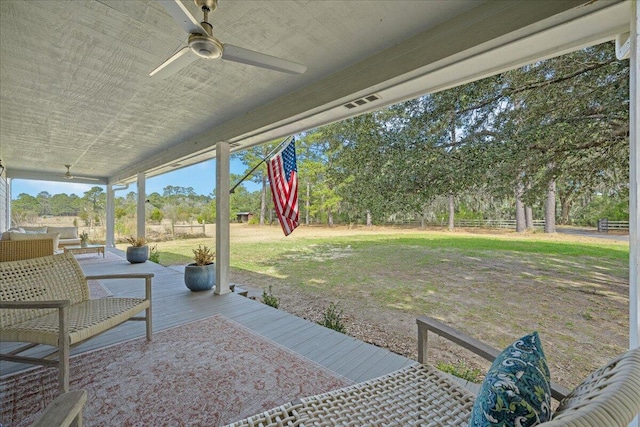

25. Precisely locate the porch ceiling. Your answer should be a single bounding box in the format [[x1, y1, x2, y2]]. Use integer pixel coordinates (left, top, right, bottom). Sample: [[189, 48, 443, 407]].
[[0, 0, 631, 186]]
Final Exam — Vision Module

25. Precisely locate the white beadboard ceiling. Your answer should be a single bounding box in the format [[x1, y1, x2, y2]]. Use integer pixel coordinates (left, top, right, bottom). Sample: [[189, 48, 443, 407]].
[[0, 0, 631, 185]]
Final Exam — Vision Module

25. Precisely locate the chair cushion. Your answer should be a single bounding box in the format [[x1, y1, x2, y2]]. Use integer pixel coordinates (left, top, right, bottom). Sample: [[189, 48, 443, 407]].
[[47, 226, 78, 239], [468, 331, 551, 427], [21, 226, 48, 233], [1, 228, 24, 240], [9, 232, 61, 251]]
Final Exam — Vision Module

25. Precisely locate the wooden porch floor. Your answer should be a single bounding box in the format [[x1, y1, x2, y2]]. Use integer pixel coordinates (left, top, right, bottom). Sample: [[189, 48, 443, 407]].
[[1, 249, 415, 383]]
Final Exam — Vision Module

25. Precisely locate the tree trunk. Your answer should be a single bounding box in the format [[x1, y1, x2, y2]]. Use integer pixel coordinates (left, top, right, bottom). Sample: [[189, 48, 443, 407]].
[[545, 179, 557, 233], [560, 197, 572, 225], [259, 175, 266, 226], [305, 182, 310, 225], [448, 120, 456, 232], [448, 194, 455, 230], [515, 181, 526, 233], [525, 205, 534, 229], [366, 210, 372, 227], [524, 182, 533, 229], [328, 208, 334, 227]]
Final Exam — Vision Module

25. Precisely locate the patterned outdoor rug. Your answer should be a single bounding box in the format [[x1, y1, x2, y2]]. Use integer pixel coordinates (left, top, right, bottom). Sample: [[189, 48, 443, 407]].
[[87, 279, 113, 299], [0, 314, 351, 426]]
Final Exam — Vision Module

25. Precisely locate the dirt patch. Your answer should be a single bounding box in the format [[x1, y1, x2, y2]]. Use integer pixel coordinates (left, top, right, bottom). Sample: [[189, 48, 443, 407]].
[[227, 224, 629, 391]]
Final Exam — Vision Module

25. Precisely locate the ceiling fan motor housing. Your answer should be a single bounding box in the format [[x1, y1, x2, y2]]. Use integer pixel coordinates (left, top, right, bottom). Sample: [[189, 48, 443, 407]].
[[188, 33, 223, 59]]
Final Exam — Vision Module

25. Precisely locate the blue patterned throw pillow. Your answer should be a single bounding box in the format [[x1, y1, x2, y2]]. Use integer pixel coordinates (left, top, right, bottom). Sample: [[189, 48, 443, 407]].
[[468, 332, 551, 427]]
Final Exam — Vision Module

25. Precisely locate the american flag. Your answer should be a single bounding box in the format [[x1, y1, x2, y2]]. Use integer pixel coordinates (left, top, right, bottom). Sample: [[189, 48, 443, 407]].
[[267, 138, 299, 236]]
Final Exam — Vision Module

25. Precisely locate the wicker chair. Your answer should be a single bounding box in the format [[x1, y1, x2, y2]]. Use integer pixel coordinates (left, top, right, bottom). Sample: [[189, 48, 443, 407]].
[[0, 252, 153, 393], [226, 317, 640, 427], [32, 390, 87, 427]]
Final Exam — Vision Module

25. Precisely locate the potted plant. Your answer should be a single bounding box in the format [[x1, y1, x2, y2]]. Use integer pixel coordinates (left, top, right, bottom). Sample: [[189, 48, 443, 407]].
[[125, 236, 148, 264], [184, 245, 216, 292], [79, 231, 89, 248]]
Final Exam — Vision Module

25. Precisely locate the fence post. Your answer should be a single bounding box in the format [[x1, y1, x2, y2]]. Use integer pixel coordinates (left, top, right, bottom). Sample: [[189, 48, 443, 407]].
[[597, 218, 609, 232]]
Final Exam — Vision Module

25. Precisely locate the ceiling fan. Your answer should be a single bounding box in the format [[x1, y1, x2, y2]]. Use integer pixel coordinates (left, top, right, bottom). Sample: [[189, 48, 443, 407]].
[[150, 0, 307, 78], [62, 165, 100, 181]]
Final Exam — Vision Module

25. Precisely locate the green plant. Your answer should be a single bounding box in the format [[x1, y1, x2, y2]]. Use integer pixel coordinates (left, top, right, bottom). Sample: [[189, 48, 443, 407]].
[[318, 302, 346, 333], [436, 360, 482, 383], [79, 231, 89, 243], [125, 236, 147, 247], [149, 245, 160, 263], [192, 245, 215, 266], [262, 286, 279, 308]]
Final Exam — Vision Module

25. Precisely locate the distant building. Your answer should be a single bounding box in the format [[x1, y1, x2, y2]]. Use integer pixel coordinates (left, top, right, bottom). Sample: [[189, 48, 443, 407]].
[[236, 212, 254, 223]]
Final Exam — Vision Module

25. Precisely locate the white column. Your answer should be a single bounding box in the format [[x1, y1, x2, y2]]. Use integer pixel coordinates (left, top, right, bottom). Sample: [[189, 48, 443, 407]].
[[215, 141, 231, 295], [629, 2, 639, 427], [630, 0, 639, 350], [137, 173, 146, 240], [106, 184, 115, 247], [6, 178, 12, 229]]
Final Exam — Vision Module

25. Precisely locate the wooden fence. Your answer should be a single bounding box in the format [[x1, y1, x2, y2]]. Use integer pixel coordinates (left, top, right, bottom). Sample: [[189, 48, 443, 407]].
[[454, 219, 546, 229], [172, 223, 206, 235], [597, 219, 630, 232]]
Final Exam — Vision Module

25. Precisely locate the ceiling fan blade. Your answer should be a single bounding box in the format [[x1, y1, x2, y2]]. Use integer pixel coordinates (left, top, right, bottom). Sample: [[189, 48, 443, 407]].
[[222, 44, 306, 75], [158, 0, 207, 35], [149, 46, 199, 78]]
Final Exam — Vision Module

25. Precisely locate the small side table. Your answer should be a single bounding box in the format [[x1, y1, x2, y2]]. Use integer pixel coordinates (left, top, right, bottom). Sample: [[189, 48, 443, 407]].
[[63, 244, 105, 258]]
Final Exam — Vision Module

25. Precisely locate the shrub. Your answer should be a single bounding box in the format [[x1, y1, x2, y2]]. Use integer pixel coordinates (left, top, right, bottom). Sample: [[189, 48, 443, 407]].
[[262, 286, 279, 308], [318, 302, 346, 333], [436, 360, 482, 383], [149, 245, 160, 263], [192, 245, 215, 266], [125, 236, 147, 247]]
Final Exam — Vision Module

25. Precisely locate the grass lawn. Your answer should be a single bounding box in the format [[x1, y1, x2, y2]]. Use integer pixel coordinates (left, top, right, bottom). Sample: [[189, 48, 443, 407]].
[[119, 225, 630, 388]]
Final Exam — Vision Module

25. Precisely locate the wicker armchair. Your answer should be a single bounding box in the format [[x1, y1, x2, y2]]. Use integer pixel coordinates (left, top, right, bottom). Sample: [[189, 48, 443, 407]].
[[0, 252, 153, 393], [32, 390, 87, 427], [226, 317, 640, 427]]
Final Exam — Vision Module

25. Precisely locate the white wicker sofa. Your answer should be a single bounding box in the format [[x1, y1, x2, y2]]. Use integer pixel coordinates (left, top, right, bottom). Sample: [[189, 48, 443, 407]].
[[0, 252, 153, 393], [226, 316, 640, 427], [1, 225, 81, 249]]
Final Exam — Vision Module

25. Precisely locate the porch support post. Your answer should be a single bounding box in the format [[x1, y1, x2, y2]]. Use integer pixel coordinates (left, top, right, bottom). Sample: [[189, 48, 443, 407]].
[[137, 172, 146, 240], [630, 0, 639, 351], [630, 2, 639, 426], [5, 178, 11, 229], [106, 184, 115, 248], [215, 141, 231, 295]]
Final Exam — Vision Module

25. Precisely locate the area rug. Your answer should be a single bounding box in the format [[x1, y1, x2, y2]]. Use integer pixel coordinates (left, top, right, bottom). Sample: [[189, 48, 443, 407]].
[[87, 279, 113, 299], [0, 314, 352, 426]]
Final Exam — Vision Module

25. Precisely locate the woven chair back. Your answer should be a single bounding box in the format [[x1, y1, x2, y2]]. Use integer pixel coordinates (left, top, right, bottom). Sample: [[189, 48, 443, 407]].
[[550, 347, 640, 426], [0, 252, 89, 327]]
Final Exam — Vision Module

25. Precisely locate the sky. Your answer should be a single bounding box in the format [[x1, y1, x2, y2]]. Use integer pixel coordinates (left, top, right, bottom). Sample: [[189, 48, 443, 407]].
[[11, 157, 261, 199]]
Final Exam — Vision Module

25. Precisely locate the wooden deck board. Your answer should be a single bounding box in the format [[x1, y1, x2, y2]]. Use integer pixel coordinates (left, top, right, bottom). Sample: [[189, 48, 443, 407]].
[[1, 249, 416, 383]]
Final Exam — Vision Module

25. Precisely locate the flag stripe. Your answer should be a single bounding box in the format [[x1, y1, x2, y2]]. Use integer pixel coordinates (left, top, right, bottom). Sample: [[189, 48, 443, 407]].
[[267, 139, 299, 236]]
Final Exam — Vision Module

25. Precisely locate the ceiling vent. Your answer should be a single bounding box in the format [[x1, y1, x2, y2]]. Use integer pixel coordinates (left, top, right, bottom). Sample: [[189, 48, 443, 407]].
[[343, 93, 381, 110]]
